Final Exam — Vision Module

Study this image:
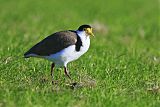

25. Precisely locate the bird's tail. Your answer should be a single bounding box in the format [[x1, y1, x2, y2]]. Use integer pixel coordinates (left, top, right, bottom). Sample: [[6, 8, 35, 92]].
[[24, 51, 30, 58]]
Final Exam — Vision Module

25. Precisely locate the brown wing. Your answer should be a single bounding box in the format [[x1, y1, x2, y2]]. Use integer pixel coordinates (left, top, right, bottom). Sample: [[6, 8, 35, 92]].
[[24, 31, 77, 56]]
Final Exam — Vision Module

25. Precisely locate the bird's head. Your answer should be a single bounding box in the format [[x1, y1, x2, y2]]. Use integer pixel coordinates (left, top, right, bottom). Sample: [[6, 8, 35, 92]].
[[78, 24, 94, 37]]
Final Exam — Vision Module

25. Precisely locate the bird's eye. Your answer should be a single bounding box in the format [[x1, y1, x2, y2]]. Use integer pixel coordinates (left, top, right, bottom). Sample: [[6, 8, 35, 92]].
[[83, 28, 86, 31]]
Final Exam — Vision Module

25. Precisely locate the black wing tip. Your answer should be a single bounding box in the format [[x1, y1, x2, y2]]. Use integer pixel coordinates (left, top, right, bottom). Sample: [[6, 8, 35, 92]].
[[24, 51, 30, 58], [24, 55, 30, 58]]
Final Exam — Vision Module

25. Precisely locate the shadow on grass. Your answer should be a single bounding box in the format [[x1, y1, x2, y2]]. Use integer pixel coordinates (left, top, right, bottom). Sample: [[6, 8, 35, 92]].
[[38, 74, 97, 92]]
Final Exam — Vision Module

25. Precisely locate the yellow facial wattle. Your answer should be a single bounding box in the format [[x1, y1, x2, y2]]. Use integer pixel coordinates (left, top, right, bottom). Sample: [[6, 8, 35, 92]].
[[85, 28, 94, 37]]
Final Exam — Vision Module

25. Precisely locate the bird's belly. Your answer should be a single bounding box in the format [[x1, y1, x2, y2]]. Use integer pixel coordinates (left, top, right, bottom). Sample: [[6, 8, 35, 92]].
[[44, 44, 89, 67]]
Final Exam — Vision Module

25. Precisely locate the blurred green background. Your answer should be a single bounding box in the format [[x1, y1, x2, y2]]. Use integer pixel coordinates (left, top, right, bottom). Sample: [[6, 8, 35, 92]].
[[0, 0, 159, 107]]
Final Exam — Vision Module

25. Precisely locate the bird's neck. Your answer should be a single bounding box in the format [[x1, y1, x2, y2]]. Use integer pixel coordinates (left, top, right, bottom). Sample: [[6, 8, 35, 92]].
[[76, 30, 90, 40], [76, 30, 90, 49]]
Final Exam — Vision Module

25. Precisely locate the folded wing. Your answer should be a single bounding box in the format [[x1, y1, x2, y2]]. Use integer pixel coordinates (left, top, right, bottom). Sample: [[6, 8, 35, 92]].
[[24, 31, 77, 57]]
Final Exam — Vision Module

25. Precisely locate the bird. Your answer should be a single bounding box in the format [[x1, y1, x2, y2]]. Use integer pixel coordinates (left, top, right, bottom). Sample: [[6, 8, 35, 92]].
[[24, 24, 94, 81]]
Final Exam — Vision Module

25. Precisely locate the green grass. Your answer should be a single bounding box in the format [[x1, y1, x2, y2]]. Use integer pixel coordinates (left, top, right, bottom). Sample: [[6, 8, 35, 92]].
[[0, 0, 159, 107]]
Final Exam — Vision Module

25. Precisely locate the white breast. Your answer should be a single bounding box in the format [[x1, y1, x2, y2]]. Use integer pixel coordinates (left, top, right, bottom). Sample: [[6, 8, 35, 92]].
[[44, 31, 90, 67]]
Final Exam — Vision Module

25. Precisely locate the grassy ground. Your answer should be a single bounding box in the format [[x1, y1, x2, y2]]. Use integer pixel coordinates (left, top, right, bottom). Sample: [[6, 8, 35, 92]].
[[0, 0, 159, 107]]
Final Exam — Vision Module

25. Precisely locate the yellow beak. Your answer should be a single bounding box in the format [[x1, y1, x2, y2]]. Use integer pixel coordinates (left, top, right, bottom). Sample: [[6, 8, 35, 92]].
[[86, 28, 94, 37]]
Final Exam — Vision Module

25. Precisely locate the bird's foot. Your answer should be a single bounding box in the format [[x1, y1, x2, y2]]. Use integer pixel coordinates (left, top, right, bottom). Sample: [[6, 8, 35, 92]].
[[70, 82, 78, 87], [66, 82, 80, 89], [52, 80, 59, 85]]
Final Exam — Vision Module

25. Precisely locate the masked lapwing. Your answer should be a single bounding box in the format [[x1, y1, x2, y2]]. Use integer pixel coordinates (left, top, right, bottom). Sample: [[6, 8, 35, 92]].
[[24, 24, 94, 80]]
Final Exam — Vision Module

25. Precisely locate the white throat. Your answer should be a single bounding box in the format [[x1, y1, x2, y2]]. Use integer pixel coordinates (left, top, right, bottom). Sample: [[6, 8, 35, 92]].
[[76, 30, 90, 52], [76, 30, 90, 41]]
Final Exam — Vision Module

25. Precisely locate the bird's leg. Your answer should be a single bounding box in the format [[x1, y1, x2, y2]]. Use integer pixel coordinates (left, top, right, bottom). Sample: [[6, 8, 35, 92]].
[[51, 63, 55, 77], [64, 66, 71, 79], [64, 67, 78, 89], [64, 66, 78, 89], [51, 63, 59, 84]]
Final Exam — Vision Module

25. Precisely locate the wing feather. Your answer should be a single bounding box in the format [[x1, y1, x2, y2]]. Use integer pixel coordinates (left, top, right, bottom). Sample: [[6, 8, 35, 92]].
[[24, 31, 77, 57]]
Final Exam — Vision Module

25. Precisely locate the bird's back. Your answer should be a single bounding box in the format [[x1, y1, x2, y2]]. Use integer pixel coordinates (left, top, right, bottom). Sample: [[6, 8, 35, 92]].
[[24, 31, 77, 57]]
